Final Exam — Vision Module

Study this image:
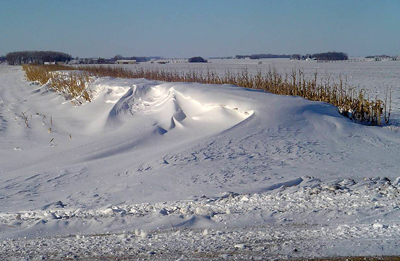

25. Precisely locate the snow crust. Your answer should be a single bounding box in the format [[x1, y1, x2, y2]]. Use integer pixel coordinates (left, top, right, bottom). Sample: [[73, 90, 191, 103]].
[[0, 64, 400, 259]]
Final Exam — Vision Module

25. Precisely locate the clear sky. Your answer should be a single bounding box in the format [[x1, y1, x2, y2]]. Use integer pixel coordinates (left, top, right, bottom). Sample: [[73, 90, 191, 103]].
[[1, 0, 399, 58]]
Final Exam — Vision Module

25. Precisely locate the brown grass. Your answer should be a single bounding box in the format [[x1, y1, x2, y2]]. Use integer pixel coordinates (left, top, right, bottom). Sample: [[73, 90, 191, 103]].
[[22, 64, 92, 104], [21, 64, 390, 125]]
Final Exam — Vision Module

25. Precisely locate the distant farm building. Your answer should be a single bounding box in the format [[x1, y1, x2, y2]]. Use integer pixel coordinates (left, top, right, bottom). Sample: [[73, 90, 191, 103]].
[[155, 60, 171, 64], [116, 60, 137, 64]]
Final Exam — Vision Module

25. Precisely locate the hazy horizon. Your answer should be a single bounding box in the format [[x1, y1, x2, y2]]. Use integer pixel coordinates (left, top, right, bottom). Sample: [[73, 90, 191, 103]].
[[1, 0, 399, 58]]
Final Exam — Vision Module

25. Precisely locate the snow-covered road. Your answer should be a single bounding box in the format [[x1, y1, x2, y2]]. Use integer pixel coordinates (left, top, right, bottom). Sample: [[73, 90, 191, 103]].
[[0, 64, 399, 260]]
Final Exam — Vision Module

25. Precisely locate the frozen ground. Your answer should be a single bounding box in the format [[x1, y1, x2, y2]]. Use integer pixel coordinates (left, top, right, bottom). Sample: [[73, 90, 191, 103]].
[[0, 63, 399, 260]]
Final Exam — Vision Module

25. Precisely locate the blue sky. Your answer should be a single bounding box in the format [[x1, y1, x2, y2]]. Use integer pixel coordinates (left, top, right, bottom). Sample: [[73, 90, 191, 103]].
[[1, 0, 399, 58]]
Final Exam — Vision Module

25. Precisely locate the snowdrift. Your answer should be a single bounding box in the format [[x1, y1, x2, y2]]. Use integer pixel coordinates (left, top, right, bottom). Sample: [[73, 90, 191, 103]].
[[0, 65, 399, 259]]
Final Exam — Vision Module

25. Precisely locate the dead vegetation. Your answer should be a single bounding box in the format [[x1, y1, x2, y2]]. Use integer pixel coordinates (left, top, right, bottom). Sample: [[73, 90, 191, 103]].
[[22, 64, 391, 125], [22, 64, 92, 104]]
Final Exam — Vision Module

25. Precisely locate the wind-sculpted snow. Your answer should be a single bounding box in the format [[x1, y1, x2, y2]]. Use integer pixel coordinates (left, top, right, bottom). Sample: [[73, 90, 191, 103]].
[[0, 64, 400, 259], [0, 176, 399, 260]]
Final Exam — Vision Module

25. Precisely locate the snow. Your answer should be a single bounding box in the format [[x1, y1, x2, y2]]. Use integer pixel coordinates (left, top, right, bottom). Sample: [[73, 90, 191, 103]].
[[0, 63, 400, 260], [117, 58, 400, 126]]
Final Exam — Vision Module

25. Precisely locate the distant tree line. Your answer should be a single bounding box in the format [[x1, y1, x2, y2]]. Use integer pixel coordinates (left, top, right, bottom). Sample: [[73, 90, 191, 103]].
[[208, 56, 233, 59], [75, 57, 113, 64], [236, 54, 291, 59], [291, 52, 348, 61], [290, 54, 303, 60], [112, 55, 163, 63], [0, 55, 6, 63], [70, 55, 165, 65], [188, 56, 207, 63], [312, 52, 348, 60], [365, 54, 397, 61], [6, 51, 72, 65]]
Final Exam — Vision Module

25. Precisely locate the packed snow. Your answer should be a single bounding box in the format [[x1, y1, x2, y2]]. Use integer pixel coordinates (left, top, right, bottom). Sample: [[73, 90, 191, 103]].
[[0, 62, 400, 260]]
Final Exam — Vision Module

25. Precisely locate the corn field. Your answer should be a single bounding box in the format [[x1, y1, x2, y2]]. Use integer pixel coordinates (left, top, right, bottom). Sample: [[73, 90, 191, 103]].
[[22, 64, 92, 104], [22, 64, 391, 125]]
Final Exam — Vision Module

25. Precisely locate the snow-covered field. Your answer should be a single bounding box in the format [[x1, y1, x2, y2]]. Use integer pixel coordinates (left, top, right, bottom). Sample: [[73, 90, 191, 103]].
[[0, 61, 400, 260], [124, 58, 400, 126]]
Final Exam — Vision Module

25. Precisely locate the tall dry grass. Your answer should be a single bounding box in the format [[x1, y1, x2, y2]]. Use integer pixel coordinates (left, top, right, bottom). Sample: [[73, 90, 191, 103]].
[[22, 64, 390, 125], [78, 65, 390, 125], [22, 64, 92, 104]]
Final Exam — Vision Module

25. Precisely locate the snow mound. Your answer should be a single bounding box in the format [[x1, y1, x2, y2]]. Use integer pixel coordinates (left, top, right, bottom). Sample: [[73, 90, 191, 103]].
[[82, 79, 253, 161], [103, 82, 253, 135]]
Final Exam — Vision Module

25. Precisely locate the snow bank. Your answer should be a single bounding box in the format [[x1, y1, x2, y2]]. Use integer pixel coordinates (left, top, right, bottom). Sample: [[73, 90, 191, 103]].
[[1, 65, 400, 259]]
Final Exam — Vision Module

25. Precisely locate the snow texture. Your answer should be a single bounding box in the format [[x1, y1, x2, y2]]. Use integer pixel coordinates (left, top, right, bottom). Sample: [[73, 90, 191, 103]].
[[0, 62, 400, 260]]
